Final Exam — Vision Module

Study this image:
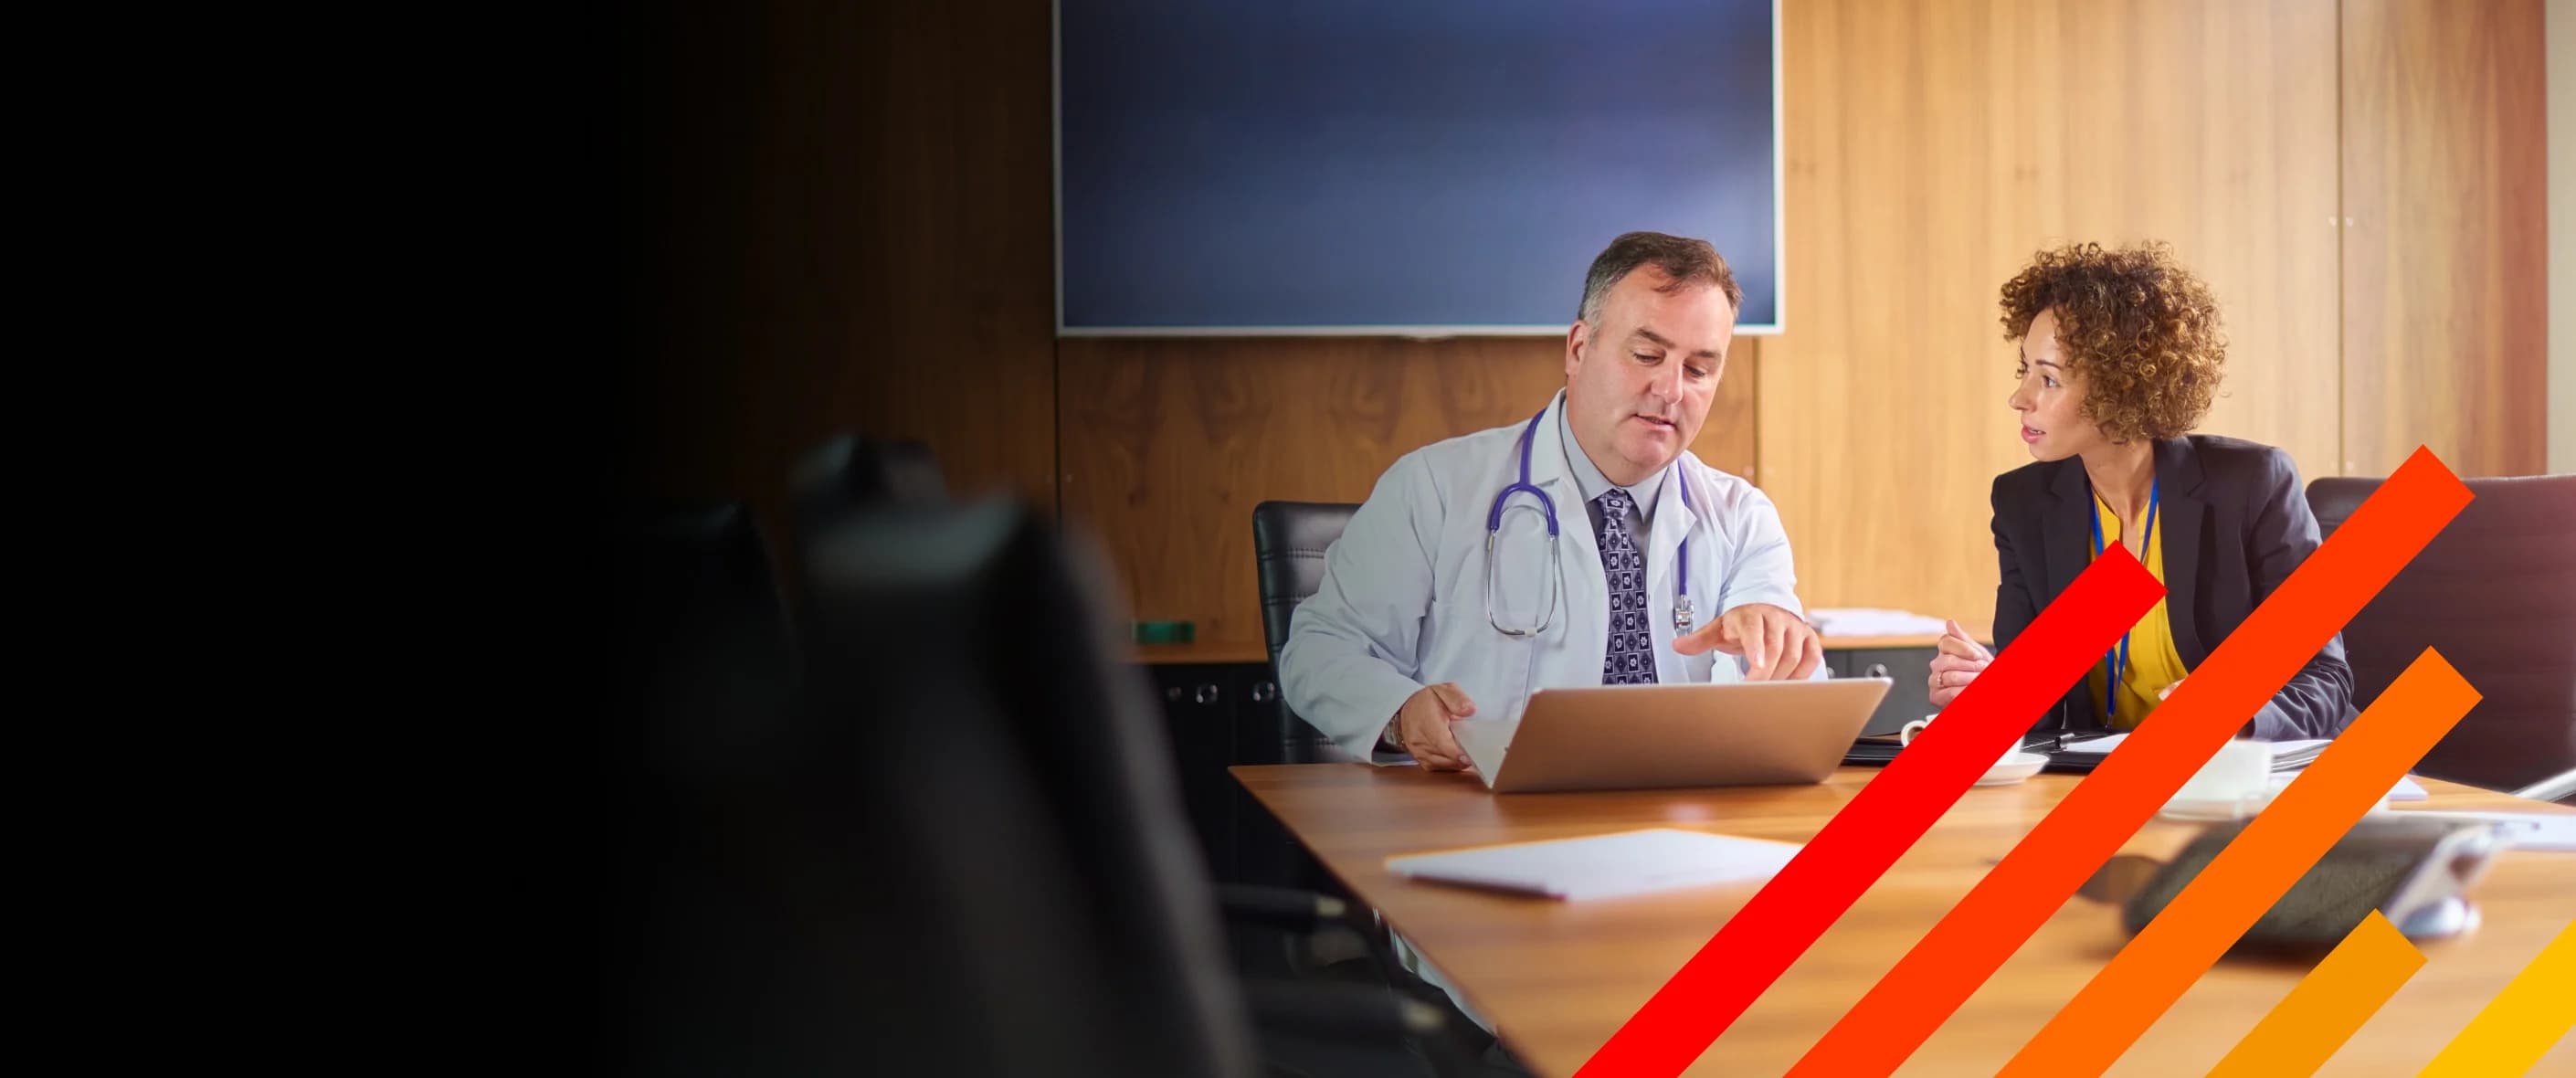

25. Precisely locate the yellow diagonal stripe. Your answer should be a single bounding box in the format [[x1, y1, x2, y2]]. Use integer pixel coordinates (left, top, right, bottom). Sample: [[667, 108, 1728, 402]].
[[2417, 916, 2576, 1077], [2206, 911, 2424, 1077]]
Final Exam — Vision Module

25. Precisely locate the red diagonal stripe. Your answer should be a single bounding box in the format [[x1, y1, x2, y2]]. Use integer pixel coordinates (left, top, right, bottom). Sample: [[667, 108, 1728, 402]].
[[1785, 446, 2473, 1077], [1569, 547, 2163, 1077]]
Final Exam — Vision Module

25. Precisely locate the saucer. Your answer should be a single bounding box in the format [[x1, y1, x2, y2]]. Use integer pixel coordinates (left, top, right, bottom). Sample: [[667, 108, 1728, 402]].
[[1973, 752, 2050, 786]]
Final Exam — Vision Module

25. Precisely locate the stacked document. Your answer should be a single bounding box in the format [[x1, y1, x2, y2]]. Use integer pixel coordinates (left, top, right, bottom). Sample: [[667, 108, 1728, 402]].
[[1386, 828, 1800, 902], [2061, 734, 2332, 772], [2268, 740, 2331, 769]]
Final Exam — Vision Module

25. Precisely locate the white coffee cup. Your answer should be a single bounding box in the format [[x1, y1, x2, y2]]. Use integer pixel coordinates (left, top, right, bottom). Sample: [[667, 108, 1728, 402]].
[[1900, 712, 2020, 771], [2173, 738, 2276, 808]]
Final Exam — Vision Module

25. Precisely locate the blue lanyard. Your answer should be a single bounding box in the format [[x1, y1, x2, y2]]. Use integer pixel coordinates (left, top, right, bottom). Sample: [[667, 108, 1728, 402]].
[[2088, 477, 2159, 724]]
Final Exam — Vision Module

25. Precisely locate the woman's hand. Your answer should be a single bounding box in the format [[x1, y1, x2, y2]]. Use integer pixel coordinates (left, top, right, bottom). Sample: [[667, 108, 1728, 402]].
[[1927, 618, 1992, 709]]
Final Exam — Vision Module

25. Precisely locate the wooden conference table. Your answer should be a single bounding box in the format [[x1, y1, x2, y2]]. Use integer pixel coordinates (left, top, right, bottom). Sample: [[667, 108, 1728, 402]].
[[1230, 764, 2575, 1076]]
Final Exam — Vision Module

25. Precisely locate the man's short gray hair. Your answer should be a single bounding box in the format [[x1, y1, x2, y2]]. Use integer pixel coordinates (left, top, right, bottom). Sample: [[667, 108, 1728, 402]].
[[1577, 231, 1744, 324]]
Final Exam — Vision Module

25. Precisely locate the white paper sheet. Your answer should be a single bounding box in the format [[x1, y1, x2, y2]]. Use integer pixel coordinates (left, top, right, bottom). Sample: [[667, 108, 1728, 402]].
[[1386, 828, 1800, 901]]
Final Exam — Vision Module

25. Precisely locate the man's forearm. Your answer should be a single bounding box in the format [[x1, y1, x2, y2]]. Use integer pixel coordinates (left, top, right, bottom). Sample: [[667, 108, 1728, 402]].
[[1280, 638, 1424, 762]]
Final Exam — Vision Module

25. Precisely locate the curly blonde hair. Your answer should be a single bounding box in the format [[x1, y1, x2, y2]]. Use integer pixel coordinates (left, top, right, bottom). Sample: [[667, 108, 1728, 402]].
[[1999, 241, 2224, 441]]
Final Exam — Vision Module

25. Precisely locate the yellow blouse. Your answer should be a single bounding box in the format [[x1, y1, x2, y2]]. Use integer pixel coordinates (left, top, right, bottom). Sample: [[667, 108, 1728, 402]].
[[2086, 494, 2191, 730]]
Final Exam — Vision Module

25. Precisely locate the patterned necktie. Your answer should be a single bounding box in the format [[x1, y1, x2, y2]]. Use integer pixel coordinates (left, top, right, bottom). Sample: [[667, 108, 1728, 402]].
[[1597, 489, 1658, 684]]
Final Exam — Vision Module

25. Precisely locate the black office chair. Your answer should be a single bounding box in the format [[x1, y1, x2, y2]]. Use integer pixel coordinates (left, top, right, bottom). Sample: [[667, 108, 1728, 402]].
[[601, 500, 799, 750], [1249, 501, 1530, 1070], [2307, 473, 2576, 802], [600, 500, 820, 1077], [1252, 501, 1362, 765], [789, 432, 947, 532], [780, 432, 950, 647], [1245, 500, 1372, 924], [769, 497, 1478, 1076]]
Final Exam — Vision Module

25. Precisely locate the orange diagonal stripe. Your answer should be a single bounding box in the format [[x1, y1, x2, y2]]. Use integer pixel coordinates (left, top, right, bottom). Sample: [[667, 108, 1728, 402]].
[[1997, 650, 2478, 1076], [1786, 446, 2475, 1078], [2204, 912, 2425, 1078]]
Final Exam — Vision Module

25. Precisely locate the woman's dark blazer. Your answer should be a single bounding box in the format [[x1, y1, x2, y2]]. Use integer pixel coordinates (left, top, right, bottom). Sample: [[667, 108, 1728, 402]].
[[1990, 434, 2359, 740]]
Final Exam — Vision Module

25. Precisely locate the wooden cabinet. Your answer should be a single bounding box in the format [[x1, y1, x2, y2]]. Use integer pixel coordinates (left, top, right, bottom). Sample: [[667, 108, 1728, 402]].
[[1141, 659, 1336, 893]]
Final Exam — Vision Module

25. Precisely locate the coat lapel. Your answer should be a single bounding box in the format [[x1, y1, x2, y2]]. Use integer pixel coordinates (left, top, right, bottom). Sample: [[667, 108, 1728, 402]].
[[2154, 438, 2210, 668], [2043, 459, 2093, 602], [2040, 460, 2096, 728], [1529, 391, 1598, 567], [1642, 462, 1693, 606], [1528, 392, 1605, 665]]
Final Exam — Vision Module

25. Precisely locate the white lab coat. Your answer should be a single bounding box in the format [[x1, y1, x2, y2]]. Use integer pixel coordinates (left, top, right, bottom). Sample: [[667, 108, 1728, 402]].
[[1280, 389, 1810, 762]]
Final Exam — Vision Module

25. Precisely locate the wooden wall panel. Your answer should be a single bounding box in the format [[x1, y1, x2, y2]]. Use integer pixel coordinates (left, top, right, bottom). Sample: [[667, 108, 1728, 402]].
[[620, 0, 2549, 642], [2341, 0, 2550, 478], [618, 0, 1058, 541], [1059, 338, 1759, 652], [1760, 0, 2342, 622]]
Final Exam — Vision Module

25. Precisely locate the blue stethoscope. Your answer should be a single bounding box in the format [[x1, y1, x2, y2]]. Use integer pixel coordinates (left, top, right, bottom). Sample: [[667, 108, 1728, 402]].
[[1484, 406, 1693, 639], [2089, 475, 2159, 723]]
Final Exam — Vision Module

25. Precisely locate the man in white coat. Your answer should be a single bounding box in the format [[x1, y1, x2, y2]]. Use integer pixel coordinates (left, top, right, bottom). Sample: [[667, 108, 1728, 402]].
[[1282, 231, 1824, 773], [1277, 232, 1824, 1053]]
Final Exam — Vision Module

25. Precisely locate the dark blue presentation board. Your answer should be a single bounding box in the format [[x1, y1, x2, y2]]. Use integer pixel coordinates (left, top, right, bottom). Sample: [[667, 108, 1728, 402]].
[[1056, 0, 1782, 334]]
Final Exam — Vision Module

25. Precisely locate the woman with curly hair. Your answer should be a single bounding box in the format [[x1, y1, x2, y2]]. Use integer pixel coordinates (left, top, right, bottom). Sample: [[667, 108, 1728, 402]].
[[1925, 241, 2356, 741]]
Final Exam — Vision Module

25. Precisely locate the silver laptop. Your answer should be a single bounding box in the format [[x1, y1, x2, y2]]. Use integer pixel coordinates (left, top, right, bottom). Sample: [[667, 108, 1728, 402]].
[[1449, 679, 1891, 793]]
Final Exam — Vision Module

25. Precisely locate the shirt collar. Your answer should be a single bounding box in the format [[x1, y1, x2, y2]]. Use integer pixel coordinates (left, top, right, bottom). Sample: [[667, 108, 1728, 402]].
[[1557, 400, 1664, 518]]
